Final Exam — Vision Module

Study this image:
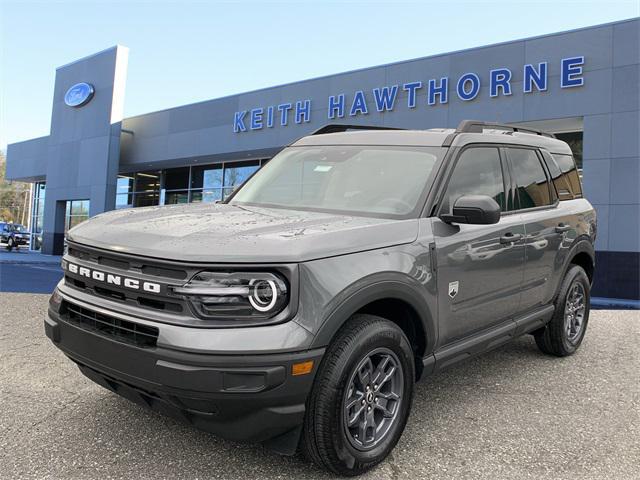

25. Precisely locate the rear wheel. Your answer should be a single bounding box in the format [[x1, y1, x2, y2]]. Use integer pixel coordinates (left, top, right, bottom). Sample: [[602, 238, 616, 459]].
[[535, 265, 590, 356], [302, 314, 415, 476]]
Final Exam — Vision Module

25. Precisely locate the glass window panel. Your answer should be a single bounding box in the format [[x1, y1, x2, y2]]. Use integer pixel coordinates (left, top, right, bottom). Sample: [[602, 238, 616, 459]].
[[232, 147, 441, 217], [117, 175, 134, 194], [164, 167, 190, 191], [541, 151, 571, 201], [190, 191, 203, 203], [36, 198, 45, 217], [70, 200, 89, 216], [442, 147, 505, 213], [191, 165, 223, 190], [67, 215, 88, 230], [65, 199, 90, 233], [509, 148, 552, 209], [134, 171, 161, 192], [134, 192, 160, 208], [222, 187, 236, 200], [165, 190, 189, 204], [555, 132, 583, 169], [552, 153, 583, 198], [223, 160, 260, 188], [191, 190, 223, 203], [116, 193, 133, 209]]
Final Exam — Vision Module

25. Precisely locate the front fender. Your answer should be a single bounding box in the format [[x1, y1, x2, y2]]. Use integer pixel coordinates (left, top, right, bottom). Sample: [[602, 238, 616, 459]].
[[307, 272, 437, 356]]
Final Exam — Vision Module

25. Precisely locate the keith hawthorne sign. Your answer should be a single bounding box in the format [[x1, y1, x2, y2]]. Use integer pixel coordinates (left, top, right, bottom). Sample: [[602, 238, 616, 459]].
[[233, 56, 585, 133]]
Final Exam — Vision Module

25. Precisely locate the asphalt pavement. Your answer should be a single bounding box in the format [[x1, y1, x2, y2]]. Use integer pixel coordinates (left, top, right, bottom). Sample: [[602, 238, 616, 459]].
[[0, 293, 638, 479], [0, 249, 63, 294]]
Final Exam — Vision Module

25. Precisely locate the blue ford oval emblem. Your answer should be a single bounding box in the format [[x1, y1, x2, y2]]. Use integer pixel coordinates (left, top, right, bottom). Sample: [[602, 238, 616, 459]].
[[64, 82, 95, 107]]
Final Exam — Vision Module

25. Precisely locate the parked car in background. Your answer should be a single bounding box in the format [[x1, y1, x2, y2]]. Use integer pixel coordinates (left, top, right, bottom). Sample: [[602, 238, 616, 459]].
[[0, 222, 30, 251]]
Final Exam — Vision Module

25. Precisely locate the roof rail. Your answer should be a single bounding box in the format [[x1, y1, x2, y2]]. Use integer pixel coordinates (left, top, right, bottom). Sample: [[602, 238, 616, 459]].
[[310, 124, 406, 135], [457, 120, 556, 138], [442, 120, 555, 146]]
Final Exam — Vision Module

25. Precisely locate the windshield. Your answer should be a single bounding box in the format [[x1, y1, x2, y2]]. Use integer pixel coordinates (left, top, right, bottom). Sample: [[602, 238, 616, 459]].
[[230, 145, 443, 218], [12, 225, 26, 232]]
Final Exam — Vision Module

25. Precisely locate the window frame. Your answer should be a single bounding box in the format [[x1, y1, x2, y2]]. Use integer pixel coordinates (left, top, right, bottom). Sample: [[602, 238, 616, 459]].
[[503, 146, 559, 213], [434, 143, 510, 218]]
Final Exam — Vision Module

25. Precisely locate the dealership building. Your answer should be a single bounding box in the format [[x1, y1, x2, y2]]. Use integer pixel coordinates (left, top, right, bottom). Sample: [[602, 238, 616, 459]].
[[5, 18, 639, 301]]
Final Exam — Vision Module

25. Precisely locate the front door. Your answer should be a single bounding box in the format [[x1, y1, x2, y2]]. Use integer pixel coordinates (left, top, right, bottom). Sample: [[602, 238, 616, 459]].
[[433, 146, 525, 346]]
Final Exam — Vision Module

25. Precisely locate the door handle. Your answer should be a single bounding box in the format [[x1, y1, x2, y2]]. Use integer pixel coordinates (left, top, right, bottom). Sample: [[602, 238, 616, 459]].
[[500, 233, 522, 244], [555, 223, 571, 233]]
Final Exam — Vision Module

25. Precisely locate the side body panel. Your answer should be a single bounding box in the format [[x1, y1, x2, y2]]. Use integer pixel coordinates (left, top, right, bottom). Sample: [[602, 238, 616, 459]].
[[529, 199, 597, 305], [431, 215, 525, 347], [519, 204, 575, 311]]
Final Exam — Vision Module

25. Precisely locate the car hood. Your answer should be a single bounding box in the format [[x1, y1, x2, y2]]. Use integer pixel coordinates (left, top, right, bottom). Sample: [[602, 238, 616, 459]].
[[67, 203, 418, 263]]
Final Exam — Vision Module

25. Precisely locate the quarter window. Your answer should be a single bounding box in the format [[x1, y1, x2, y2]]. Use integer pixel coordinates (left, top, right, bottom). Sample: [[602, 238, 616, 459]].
[[441, 147, 506, 213], [551, 153, 583, 198], [508, 148, 553, 209]]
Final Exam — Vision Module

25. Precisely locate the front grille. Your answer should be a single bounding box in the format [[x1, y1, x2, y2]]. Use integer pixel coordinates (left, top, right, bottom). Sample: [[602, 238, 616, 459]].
[[64, 243, 189, 316], [68, 245, 188, 280], [62, 302, 159, 348]]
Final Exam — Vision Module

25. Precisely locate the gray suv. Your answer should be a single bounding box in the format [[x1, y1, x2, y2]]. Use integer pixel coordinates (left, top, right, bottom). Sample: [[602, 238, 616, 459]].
[[46, 120, 596, 476]]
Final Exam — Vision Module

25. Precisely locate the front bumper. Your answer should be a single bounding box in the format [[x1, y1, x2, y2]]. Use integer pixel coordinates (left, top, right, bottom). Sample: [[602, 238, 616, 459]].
[[45, 295, 324, 453]]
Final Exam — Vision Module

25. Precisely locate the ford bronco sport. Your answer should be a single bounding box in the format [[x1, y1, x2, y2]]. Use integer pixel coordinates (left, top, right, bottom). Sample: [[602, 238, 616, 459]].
[[46, 120, 596, 475]]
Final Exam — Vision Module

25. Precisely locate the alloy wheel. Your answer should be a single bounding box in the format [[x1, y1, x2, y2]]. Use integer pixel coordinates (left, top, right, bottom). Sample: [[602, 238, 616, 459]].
[[565, 281, 586, 343], [342, 347, 404, 451]]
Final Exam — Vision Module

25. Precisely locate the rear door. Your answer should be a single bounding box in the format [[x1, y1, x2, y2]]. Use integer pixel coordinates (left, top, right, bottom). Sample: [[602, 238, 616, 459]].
[[505, 147, 570, 311], [433, 146, 525, 346]]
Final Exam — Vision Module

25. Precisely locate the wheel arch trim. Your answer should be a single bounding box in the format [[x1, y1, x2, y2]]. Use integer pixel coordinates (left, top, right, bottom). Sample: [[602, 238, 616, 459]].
[[309, 276, 437, 356], [564, 236, 595, 279]]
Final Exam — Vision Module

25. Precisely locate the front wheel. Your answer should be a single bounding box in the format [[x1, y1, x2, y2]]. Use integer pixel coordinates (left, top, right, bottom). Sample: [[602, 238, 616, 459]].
[[535, 265, 591, 356], [302, 314, 415, 476], [6, 238, 14, 251]]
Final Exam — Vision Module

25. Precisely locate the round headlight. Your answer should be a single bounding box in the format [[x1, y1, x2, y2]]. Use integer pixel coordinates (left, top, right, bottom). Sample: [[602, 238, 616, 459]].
[[173, 271, 288, 320], [249, 279, 278, 312]]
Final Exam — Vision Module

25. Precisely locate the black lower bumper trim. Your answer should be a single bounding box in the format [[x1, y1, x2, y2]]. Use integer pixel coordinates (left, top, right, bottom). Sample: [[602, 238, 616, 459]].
[[45, 309, 323, 449]]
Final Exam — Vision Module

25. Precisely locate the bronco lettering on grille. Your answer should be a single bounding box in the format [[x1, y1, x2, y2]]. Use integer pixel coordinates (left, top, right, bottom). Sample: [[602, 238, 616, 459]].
[[63, 261, 161, 294]]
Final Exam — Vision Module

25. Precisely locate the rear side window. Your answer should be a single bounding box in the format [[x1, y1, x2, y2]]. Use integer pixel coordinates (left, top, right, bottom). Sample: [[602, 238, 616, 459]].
[[507, 148, 553, 209], [441, 147, 506, 213], [552, 153, 583, 199]]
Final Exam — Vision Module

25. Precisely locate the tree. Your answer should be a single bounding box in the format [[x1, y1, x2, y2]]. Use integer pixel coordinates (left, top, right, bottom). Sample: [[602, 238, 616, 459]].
[[0, 151, 31, 225]]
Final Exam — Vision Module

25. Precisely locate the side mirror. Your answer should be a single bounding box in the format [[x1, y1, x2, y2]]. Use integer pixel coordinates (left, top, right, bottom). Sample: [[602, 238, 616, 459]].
[[440, 195, 501, 225]]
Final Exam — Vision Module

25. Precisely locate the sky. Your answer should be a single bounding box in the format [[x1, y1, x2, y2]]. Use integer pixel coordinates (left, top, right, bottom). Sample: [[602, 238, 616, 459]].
[[1, 0, 638, 150]]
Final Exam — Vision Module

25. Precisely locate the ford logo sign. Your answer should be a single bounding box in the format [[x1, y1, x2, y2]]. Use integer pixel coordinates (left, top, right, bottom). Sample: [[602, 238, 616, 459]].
[[64, 82, 95, 107]]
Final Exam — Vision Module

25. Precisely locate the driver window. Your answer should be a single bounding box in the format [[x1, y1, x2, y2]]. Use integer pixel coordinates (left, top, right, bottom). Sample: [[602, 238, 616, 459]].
[[441, 147, 506, 214]]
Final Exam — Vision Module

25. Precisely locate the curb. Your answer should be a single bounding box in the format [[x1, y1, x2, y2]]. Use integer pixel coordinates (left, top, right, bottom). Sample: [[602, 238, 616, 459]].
[[591, 297, 640, 310], [0, 261, 62, 266]]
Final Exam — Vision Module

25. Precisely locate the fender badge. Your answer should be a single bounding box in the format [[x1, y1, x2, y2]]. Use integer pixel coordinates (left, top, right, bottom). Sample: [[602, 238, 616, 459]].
[[448, 281, 459, 299]]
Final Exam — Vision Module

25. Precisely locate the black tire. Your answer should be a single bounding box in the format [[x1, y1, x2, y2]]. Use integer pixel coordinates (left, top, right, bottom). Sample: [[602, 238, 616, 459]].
[[6, 238, 14, 251], [302, 314, 415, 476], [535, 265, 590, 356]]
